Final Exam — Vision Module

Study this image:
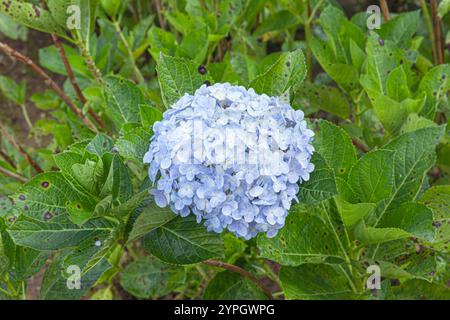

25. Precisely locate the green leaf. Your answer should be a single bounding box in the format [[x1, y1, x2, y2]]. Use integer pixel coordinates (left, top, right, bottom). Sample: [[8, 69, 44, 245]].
[[386, 66, 410, 101], [379, 11, 420, 47], [371, 94, 421, 135], [7, 215, 113, 251], [115, 126, 151, 163], [379, 202, 434, 241], [100, 0, 120, 18], [142, 214, 224, 265], [0, 75, 26, 105], [389, 279, 450, 299], [354, 221, 409, 245], [417, 64, 450, 119], [147, 26, 177, 63], [335, 198, 376, 227], [30, 90, 60, 110], [257, 206, 345, 266], [438, 0, 450, 18], [39, 45, 91, 78], [100, 154, 133, 204], [298, 153, 337, 205], [177, 26, 209, 63], [40, 254, 110, 300], [90, 287, 113, 300], [420, 185, 450, 251], [361, 34, 408, 98], [156, 53, 207, 108], [310, 38, 360, 94], [230, 52, 258, 86], [249, 49, 306, 97], [13, 172, 96, 221], [139, 104, 162, 128], [348, 150, 395, 203], [165, 11, 199, 35], [0, 11, 27, 40], [280, 264, 355, 299], [294, 82, 350, 119], [128, 202, 174, 242], [85, 133, 114, 158], [253, 10, 301, 37], [0, 0, 66, 36], [72, 0, 99, 46], [203, 270, 267, 300], [400, 113, 437, 134], [1, 231, 49, 281], [381, 126, 445, 209], [313, 120, 357, 178], [104, 76, 146, 129], [120, 256, 186, 299]]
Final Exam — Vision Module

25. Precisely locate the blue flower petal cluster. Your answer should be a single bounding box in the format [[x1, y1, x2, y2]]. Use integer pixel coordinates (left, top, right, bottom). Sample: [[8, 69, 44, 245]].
[[144, 83, 314, 239]]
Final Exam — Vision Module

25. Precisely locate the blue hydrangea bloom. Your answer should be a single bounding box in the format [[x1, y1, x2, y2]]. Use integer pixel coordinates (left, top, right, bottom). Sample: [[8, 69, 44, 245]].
[[143, 83, 315, 239]]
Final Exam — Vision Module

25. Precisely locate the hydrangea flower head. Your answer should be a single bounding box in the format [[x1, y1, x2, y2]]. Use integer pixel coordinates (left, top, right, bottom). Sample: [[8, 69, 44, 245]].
[[144, 83, 315, 239]]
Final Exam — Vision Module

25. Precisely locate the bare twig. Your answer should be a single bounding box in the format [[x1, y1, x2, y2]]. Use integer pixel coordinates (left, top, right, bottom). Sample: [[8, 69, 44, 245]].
[[51, 35, 105, 129], [203, 260, 274, 299], [430, 0, 444, 64], [0, 41, 98, 133], [0, 124, 43, 173], [155, 0, 167, 30], [0, 150, 16, 169], [0, 166, 27, 183], [352, 138, 369, 153], [379, 0, 390, 21]]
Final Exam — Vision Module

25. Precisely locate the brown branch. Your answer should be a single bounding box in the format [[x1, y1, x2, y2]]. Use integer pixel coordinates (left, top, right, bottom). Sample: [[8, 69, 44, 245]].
[[51, 35, 105, 129], [379, 0, 390, 21], [0, 150, 16, 169], [155, 0, 166, 30], [430, 0, 444, 65], [0, 166, 27, 183], [0, 124, 43, 173], [352, 138, 369, 153], [0, 41, 98, 133], [203, 260, 274, 299]]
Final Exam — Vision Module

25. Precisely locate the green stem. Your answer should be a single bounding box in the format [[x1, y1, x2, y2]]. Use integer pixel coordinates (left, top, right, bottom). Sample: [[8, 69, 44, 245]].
[[73, 32, 104, 84], [0, 285, 12, 298], [113, 21, 145, 84], [20, 104, 33, 131], [306, 0, 324, 25], [338, 265, 358, 294], [303, 0, 313, 81], [2, 276, 19, 299], [21, 281, 26, 300], [261, 261, 282, 288], [420, 0, 437, 64]]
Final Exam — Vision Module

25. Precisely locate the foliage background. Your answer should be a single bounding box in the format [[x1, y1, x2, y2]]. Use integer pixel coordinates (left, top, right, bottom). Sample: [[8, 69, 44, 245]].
[[0, 0, 449, 300]]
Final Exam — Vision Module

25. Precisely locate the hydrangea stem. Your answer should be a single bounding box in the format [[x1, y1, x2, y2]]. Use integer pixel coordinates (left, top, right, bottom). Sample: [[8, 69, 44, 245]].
[[379, 0, 390, 21], [0, 166, 27, 183], [0, 41, 99, 133], [113, 21, 145, 84], [0, 123, 43, 173], [51, 34, 105, 129], [203, 259, 274, 299]]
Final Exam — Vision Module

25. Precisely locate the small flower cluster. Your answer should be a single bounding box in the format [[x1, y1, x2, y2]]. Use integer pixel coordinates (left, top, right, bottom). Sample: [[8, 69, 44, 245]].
[[144, 83, 314, 239]]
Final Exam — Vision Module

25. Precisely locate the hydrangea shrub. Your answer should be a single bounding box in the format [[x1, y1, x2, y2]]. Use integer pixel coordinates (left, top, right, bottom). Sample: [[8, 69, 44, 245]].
[[0, 0, 449, 301], [144, 83, 314, 239]]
